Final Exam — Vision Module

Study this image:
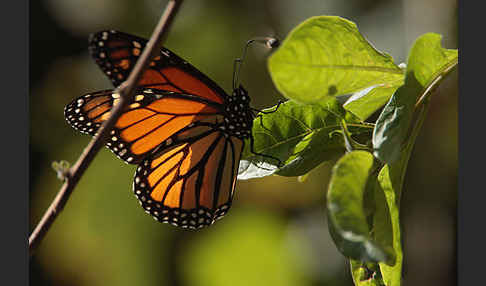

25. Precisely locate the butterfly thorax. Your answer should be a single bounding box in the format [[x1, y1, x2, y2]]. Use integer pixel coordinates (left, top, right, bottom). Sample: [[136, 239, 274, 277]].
[[221, 86, 254, 140]]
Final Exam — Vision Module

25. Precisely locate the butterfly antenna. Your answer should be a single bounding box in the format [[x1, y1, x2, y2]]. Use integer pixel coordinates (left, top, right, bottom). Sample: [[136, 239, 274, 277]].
[[232, 36, 280, 90]]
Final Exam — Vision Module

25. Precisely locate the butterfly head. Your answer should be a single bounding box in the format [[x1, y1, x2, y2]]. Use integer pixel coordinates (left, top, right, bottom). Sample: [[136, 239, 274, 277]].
[[233, 84, 250, 103]]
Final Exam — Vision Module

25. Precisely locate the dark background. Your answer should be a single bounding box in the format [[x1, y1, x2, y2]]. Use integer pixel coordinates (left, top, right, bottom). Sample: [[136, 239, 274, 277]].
[[30, 0, 458, 285]]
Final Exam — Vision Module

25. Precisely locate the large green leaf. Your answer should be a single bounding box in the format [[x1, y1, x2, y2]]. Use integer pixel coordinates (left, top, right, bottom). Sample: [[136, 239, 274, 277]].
[[326, 151, 390, 262], [373, 33, 458, 163], [238, 98, 372, 179], [268, 16, 403, 104]]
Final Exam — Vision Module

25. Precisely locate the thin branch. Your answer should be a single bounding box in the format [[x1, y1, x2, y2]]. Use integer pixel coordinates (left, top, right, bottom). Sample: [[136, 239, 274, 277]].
[[29, 0, 184, 256]]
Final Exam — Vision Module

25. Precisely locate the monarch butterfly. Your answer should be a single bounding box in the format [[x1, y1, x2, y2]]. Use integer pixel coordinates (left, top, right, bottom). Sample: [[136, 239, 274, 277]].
[[64, 30, 279, 229]]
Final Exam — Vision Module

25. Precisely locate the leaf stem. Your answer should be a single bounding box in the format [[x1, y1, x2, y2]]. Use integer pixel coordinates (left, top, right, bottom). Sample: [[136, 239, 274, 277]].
[[402, 57, 458, 148], [28, 0, 184, 257], [414, 57, 458, 109]]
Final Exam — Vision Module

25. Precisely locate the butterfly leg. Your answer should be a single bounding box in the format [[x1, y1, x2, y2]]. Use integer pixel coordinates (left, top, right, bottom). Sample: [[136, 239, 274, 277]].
[[254, 114, 272, 135], [259, 99, 284, 114], [251, 99, 284, 133], [249, 134, 283, 169]]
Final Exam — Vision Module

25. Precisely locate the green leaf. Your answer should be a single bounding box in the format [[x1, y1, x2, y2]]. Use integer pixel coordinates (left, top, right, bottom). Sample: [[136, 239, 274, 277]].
[[268, 16, 403, 104], [238, 98, 373, 179], [405, 34, 458, 87], [371, 83, 417, 163], [369, 126, 422, 286], [343, 81, 403, 121], [326, 151, 390, 262], [374, 165, 403, 286], [373, 33, 458, 163]]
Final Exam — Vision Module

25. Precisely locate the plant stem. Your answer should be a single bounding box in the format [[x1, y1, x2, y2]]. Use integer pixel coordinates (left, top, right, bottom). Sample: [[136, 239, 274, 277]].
[[28, 0, 184, 257]]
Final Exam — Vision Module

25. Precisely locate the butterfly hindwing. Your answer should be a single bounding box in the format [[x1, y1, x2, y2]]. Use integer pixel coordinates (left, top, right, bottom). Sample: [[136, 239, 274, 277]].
[[133, 130, 244, 228], [88, 30, 227, 105]]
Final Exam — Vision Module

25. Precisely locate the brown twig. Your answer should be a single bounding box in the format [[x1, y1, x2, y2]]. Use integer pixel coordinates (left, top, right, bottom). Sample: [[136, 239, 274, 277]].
[[29, 0, 184, 256]]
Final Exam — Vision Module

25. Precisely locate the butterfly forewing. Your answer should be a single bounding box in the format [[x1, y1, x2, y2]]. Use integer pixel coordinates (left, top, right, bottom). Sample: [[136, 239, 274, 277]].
[[89, 30, 227, 105], [64, 89, 226, 164]]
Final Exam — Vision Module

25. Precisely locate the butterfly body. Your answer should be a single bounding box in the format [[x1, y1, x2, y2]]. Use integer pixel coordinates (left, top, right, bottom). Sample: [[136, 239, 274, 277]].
[[221, 86, 254, 140], [65, 30, 257, 229]]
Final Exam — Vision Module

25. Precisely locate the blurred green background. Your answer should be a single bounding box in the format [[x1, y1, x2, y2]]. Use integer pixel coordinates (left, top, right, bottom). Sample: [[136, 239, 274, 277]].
[[30, 0, 457, 285]]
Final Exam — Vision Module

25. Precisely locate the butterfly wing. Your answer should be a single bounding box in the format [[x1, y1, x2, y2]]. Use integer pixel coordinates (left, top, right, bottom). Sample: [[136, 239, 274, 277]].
[[64, 88, 226, 164], [133, 130, 244, 229], [88, 30, 227, 105]]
